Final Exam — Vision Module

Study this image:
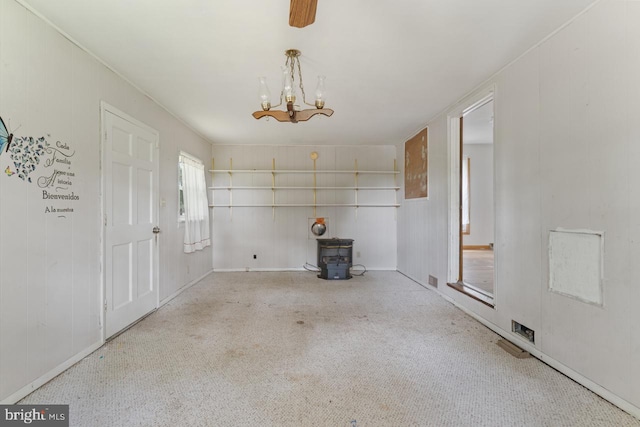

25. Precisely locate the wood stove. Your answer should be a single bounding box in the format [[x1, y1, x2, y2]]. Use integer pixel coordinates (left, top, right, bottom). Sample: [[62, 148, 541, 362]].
[[317, 238, 354, 280]]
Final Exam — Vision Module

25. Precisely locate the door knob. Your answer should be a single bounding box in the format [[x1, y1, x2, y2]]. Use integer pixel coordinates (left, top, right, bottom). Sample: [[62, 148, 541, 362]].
[[152, 226, 160, 234]]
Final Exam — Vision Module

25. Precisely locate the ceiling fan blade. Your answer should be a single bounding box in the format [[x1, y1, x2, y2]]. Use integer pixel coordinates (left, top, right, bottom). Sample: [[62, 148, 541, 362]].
[[289, 0, 318, 28]]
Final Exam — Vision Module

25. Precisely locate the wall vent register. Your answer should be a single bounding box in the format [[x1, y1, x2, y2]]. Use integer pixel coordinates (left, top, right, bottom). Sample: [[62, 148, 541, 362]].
[[512, 320, 535, 344]]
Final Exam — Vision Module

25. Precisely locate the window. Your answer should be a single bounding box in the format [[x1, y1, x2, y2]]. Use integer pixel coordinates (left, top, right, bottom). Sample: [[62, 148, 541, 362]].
[[461, 157, 470, 234], [178, 152, 211, 253], [178, 163, 185, 221]]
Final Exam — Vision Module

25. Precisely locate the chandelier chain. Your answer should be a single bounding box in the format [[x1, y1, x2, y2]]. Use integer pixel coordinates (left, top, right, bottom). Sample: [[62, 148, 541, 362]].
[[295, 56, 308, 105], [285, 53, 308, 105]]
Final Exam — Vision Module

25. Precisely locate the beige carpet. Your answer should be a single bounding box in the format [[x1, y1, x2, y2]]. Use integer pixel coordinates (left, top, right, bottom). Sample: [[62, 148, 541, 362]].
[[20, 271, 640, 426]]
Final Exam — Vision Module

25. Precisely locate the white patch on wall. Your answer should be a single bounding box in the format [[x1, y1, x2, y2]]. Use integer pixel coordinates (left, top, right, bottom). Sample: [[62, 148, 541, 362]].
[[548, 229, 603, 306]]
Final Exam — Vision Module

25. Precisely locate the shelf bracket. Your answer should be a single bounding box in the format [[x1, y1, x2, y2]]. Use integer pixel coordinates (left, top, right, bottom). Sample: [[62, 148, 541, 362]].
[[229, 157, 233, 220], [354, 159, 359, 220], [394, 158, 398, 221], [313, 157, 317, 217]]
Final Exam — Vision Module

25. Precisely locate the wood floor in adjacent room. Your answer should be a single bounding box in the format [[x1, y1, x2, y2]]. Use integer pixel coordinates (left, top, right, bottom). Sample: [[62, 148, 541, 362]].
[[20, 271, 639, 426], [462, 249, 495, 295]]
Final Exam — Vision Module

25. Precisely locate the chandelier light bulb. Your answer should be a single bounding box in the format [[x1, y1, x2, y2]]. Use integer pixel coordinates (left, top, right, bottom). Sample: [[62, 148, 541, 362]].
[[315, 75, 326, 109], [258, 77, 271, 111], [282, 66, 297, 104]]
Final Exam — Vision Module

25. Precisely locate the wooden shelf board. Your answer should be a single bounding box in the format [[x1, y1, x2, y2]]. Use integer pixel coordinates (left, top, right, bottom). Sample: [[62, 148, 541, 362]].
[[208, 186, 400, 190], [209, 169, 399, 174], [209, 204, 400, 208]]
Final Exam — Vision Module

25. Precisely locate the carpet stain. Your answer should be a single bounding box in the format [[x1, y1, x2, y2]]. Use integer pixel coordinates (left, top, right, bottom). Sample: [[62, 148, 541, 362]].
[[286, 373, 321, 385], [223, 348, 246, 360]]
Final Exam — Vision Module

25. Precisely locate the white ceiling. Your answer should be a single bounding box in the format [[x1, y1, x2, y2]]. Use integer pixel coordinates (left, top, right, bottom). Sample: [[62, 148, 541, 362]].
[[21, 0, 595, 146]]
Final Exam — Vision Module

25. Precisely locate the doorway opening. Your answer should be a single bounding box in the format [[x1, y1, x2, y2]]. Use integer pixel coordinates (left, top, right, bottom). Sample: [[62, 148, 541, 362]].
[[447, 92, 495, 307]]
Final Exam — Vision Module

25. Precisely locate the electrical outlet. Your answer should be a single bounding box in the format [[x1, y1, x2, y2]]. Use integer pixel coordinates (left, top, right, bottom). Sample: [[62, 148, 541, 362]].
[[356, 251, 361, 258], [253, 254, 257, 259], [428, 275, 438, 287]]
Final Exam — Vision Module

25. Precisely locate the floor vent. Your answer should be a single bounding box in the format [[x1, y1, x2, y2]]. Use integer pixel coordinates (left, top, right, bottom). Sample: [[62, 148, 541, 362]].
[[497, 339, 530, 359], [512, 320, 535, 343]]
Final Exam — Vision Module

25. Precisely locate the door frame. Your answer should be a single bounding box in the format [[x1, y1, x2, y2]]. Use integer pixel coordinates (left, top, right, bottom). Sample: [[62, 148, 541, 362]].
[[446, 86, 497, 306], [99, 101, 160, 342]]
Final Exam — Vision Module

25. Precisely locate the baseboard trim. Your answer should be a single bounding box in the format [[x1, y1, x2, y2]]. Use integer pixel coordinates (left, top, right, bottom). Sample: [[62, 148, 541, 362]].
[[395, 269, 640, 419], [212, 267, 396, 273], [213, 268, 306, 272], [159, 269, 214, 306], [396, 270, 430, 289], [1, 341, 103, 404]]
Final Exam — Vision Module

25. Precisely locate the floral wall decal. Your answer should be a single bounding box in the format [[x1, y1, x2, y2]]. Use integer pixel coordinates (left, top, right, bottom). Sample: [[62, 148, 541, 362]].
[[0, 115, 79, 217]]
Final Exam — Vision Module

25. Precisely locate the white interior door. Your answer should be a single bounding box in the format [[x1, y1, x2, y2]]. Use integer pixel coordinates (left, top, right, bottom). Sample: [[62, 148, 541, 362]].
[[102, 104, 159, 338]]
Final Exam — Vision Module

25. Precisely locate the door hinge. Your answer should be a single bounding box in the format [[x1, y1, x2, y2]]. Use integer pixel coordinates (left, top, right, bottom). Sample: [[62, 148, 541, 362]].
[[104, 214, 107, 227], [104, 300, 107, 312]]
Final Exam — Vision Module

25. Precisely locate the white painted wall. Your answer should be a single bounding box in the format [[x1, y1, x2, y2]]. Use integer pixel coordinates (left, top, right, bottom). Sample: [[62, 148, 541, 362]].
[[0, 0, 212, 402], [210, 145, 398, 271], [462, 144, 494, 246], [398, 0, 640, 416]]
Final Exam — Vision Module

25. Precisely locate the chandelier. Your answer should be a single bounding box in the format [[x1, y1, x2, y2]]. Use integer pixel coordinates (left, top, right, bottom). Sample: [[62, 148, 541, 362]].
[[252, 49, 334, 123]]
